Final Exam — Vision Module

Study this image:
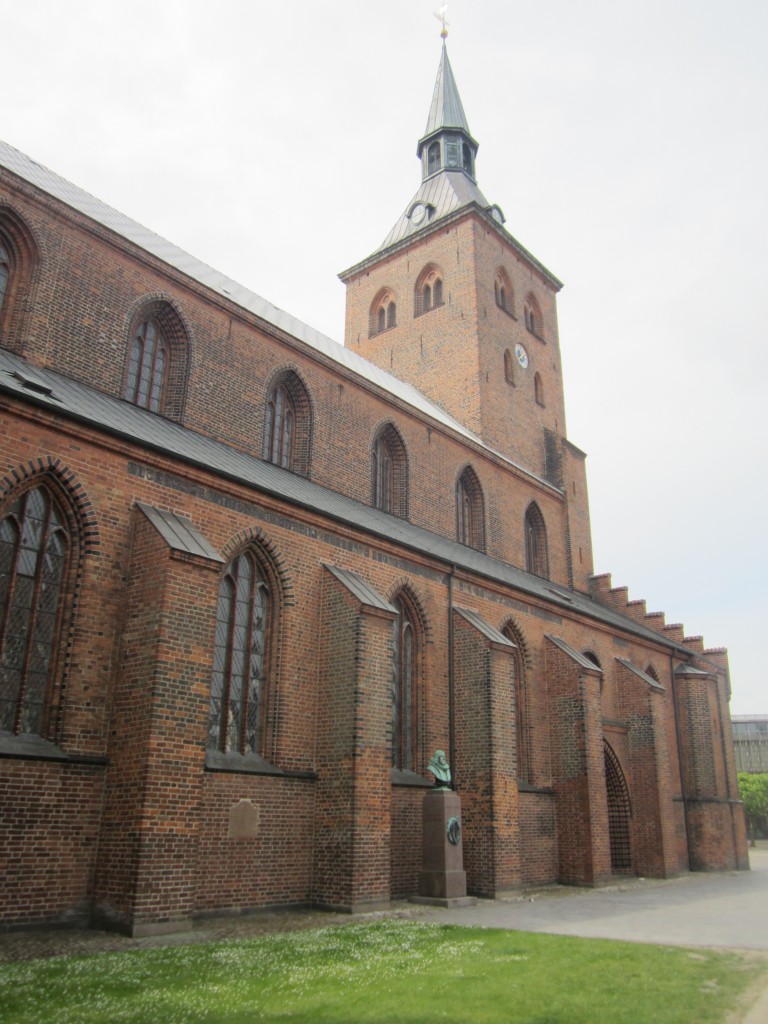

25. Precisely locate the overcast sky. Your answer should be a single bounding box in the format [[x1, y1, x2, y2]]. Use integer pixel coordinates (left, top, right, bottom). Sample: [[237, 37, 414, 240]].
[[3, 1, 766, 713]]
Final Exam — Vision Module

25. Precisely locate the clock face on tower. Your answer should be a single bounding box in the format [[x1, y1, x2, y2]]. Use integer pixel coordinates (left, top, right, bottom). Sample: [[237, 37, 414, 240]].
[[410, 203, 427, 226], [515, 343, 529, 369]]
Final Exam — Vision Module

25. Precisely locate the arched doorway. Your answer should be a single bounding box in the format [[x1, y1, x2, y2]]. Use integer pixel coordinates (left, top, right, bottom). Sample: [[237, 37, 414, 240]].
[[604, 741, 632, 872]]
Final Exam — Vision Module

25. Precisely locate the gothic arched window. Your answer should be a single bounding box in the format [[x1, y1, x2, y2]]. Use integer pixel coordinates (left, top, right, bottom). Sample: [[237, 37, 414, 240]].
[[0, 241, 9, 316], [0, 487, 69, 736], [0, 210, 40, 352], [264, 382, 295, 470], [207, 550, 272, 756], [124, 318, 167, 413], [524, 501, 549, 579], [122, 302, 189, 421], [503, 619, 531, 783], [456, 466, 485, 551], [371, 423, 408, 519], [263, 370, 312, 476], [392, 592, 421, 771]]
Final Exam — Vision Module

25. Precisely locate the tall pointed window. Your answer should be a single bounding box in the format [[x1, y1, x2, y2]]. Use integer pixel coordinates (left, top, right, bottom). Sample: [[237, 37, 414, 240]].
[[503, 620, 531, 783], [392, 593, 420, 771], [124, 319, 167, 412], [263, 370, 312, 476], [122, 302, 189, 421], [207, 550, 271, 756], [0, 487, 69, 736], [0, 242, 9, 315], [371, 423, 408, 518], [264, 382, 295, 469], [524, 502, 549, 579], [456, 466, 485, 551], [0, 211, 40, 353]]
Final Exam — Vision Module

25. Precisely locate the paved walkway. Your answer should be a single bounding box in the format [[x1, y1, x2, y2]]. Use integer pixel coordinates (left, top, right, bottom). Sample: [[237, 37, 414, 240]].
[[2, 846, 767, 1020], [418, 845, 768, 950]]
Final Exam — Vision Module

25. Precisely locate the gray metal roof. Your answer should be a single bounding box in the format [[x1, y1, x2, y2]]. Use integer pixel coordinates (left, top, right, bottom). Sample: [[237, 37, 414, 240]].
[[323, 564, 396, 615], [546, 635, 604, 671], [0, 139, 489, 451], [421, 44, 473, 140], [137, 502, 224, 563], [0, 347, 689, 657], [456, 607, 515, 647], [374, 171, 491, 253], [616, 657, 665, 692]]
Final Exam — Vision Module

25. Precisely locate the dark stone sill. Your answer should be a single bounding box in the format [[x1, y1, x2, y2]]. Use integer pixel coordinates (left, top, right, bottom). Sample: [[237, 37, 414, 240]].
[[204, 750, 316, 780], [0, 732, 107, 765], [391, 768, 434, 788]]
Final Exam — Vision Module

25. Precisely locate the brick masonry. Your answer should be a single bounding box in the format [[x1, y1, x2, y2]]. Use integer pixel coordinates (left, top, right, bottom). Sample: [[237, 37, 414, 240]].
[[0, 120, 748, 933]]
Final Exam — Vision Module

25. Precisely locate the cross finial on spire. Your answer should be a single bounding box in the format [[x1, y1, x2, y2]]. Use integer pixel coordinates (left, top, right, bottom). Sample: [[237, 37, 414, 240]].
[[434, 4, 449, 39]]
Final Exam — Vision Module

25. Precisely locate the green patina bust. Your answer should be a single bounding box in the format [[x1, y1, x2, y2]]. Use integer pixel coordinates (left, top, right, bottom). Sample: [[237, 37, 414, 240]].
[[427, 749, 452, 789]]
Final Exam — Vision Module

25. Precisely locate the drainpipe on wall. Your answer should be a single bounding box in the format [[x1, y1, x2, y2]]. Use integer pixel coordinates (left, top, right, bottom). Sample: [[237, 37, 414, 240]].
[[448, 564, 457, 788]]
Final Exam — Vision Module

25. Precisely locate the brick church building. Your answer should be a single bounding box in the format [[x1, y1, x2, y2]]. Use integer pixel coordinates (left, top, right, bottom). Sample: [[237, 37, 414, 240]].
[[0, 43, 748, 935]]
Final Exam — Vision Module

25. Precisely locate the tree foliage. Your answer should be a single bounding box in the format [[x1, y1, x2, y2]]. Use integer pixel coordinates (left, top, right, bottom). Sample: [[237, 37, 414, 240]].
[[738, 772, 768, 841]]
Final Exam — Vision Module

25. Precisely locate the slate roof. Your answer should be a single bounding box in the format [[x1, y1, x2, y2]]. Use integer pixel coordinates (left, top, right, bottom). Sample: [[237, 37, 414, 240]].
[[323, 564, 396, 615], [0, 347, 689, 657], [421, 43, 474, 140], [137, 502, 224, 563], [455, 608, 515, 648], [0, 139, 484, 451]]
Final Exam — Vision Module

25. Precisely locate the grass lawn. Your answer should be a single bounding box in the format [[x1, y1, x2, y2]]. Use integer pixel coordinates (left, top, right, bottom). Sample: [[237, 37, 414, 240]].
[[1, 921, 765, 1024]]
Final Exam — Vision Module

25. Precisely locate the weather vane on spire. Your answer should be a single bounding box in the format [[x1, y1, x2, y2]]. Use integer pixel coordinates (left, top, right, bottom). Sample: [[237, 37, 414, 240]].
[[434, 4, 449, 39]]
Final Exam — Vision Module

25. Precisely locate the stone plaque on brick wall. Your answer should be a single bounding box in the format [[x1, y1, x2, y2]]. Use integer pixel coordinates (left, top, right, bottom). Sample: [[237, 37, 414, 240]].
[[228, 799, 260, 839]]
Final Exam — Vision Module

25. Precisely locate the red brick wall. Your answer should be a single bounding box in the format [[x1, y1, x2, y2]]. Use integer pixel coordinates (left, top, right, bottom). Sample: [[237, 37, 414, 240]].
[[0, 760, 103, 926]]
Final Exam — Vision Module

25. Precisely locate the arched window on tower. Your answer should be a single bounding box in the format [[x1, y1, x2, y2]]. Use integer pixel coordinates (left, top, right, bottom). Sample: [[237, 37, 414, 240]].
[[0, 486, 70, 736], [207, 549, 273, 757], [524, 293, 543, 338], [263, 370, 312, 477], [456, 466, 485, 551], [504, 349, 515, 386], [534, 372, 545, 406], [391, 591, 422, 772], [371, 423, 408, 519], [415, 265, 444, 317], [369, 290, 397, 337], [427, 141, 441, 175], [462, 143, 474, 176], [524, 501, 549, 579], [494, 269, 513, 316]]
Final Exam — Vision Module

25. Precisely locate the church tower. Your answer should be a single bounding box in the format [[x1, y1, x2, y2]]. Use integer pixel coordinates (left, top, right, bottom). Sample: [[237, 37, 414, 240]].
[[340, 40, 572, 494]]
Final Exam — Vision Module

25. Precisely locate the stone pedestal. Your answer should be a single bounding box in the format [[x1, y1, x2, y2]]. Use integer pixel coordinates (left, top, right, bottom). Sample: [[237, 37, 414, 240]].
[[412, 788, 475, 907]]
